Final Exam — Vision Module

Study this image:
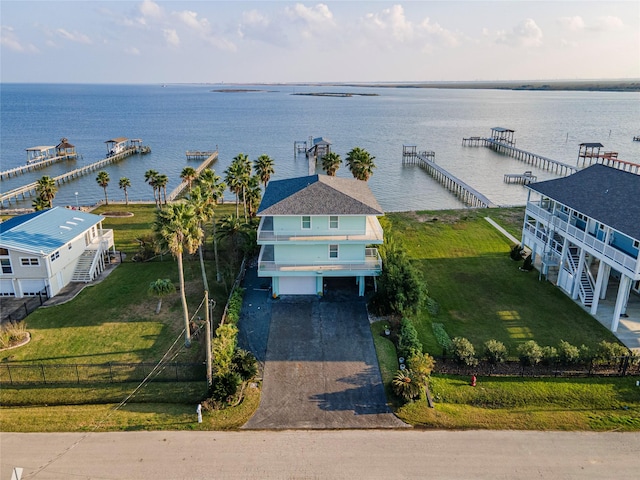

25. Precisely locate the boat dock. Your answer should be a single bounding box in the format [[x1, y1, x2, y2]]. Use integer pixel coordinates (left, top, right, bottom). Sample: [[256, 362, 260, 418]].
[[1, 138, 81, 181], [0, 145, 147, 207], [0, 154, 78, 181], [402, 146, 496, 208], [186, 150, 217, 160], [166, 150, 219, 202], [504, 171, 537, 184]]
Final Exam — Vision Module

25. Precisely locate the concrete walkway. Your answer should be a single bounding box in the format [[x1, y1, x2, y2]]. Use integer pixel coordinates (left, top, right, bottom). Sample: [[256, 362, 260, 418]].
[[239, 269, 406, 429]]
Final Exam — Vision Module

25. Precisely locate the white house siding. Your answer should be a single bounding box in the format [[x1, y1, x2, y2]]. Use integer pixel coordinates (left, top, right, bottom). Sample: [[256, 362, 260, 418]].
[[273, 215, 366, 235], [273, 244, 364, 264]]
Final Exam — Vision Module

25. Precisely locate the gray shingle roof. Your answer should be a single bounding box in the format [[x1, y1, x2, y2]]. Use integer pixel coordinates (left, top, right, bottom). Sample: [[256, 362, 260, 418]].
[[257, 174, 384, 216], [528, 164, 640, 240]]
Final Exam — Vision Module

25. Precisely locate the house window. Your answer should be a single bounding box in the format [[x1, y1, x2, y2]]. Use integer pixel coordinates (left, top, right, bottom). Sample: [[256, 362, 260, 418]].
[[634, 240, 640, 249], [329, 244, 339, 259], [20, 258, 40, 266], [1, 259, 12, 274], [0, 248, 8, 255], [50, 251, 60, 262], [329, 216, 339, 229], [301, 216, 311, 229]]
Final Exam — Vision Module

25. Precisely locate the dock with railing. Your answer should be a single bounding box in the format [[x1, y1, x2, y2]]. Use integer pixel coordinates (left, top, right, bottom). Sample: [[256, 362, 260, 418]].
[[402, 146, 495, 208], [0, 154, 79, 181], [504, 171, 537, 184], [166, 150, 219, 202]]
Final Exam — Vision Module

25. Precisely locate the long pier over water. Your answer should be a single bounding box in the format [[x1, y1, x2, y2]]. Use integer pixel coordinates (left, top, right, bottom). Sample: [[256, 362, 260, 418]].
[[166, 150, 219, 202], [0, 146, 145, 207], [402, 145, 495, 208]]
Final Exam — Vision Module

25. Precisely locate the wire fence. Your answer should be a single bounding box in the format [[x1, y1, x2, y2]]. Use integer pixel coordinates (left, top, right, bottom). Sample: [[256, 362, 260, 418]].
[[0, 289, 49, 324], [0, 361, 205, 385]]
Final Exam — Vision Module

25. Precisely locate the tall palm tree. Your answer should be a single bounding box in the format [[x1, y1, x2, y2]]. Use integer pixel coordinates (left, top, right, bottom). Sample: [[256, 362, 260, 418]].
[[35, 175, 57, 208], [321, 152, 342, 176], [180, 166, 198, 192], [216, 214, 251, 265], [144, 169, 160, 207], [32, 196, 50, 211], [187, 185, 215, 292], [155, 174, 169, 206], [153, 203, 203, 347], [195, 169, 226, 282], [254, 154, 275, 187], [119, 177, 131, 205], [346, 147, 376, 181], [96, 170, 110, 205], [224, 156, 249, 218], [243, 175, 263, 219]]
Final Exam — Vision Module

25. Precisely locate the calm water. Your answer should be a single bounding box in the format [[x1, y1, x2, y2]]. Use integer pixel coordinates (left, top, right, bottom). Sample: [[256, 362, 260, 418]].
[[1, 83, 638, 212]]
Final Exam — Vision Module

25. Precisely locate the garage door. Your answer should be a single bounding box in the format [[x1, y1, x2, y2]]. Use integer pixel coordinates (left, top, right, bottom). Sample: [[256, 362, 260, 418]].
[[20, 279, 46, 296], [279, 276, 316, 295], [0, 279, 15, 296]]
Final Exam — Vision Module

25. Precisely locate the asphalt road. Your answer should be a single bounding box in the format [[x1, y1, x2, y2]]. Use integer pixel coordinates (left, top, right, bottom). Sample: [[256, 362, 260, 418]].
[[2, 430, 639, 479]]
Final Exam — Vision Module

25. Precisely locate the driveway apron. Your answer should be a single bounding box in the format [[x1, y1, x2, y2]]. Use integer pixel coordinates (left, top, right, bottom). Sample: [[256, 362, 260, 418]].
[[242, 289, 407, 429]]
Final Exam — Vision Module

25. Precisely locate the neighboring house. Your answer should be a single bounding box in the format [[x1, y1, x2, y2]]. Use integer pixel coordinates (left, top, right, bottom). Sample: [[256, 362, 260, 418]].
[[521, 164, 640, 332], [0, 207, 115, 298], [256, 174, 384, 296]]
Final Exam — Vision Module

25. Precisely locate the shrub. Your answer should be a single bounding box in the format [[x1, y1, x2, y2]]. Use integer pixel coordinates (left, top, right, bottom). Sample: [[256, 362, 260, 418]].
[[392, 369, 423, 401], [397, 318, 423, 360], [510, 244, 524, 261], [0, 321, 28, 349], [557, 340, 580, 365], [517, 340, 543, 366], [407, 352, 435, 383], [483, 339, 508, 365], [225, 287, 245, 325], [208, 372, 242, 403], [451, 337, 478, 367], [541, 346, 558, 365], [432, 323, 452, 354], [232, 348, 258, 381], [578, 344, 592, 364], [594, 340, 629, 363], [212, 324, 238, 376]]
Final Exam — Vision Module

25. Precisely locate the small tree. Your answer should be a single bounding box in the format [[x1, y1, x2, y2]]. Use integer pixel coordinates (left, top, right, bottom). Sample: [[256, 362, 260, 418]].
[[451, 337, 478, 367], [483, 339, 508, 365], [212, 323, 238, 377], [392, 369, 422, 402], [119, 177, 131, 205], [595, 340, 629, 364], [407, 352, 435, 384], [398, 318, 422, 360], [518, 340, 543, 366], [96, 170, 110, 205], [541, 345, 558, 365], [557, 340, 580, 365], [232, 349, 258, 381], [148, 278, 175, 314]]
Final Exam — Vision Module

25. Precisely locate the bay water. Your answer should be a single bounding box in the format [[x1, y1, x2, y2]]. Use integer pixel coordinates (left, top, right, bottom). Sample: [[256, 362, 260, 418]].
[[1, 83, 638, 212]]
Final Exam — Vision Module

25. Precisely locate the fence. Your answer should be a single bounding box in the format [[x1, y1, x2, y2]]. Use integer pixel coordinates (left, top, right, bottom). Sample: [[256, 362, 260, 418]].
[[0, 361, 205, 385], [434, 355, 640, 378], [0, 289, 49, 324]]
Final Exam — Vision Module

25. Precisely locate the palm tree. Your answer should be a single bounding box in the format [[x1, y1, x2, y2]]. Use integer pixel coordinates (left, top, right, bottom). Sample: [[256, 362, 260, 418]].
[[187, 185, 215, 292], [196, 169, 226, 282], [155, 174, 169, 206], [144, 169, 160, 207], [96, 170, 110, 205], [346, 147, 376, 181], [148, 278, 176, 314], [32, 196, 50, 211], [321, 152, 342, 176], [180, 166, 198, 192], [35, 175, 57, 208], [243, 175, 262, 219], [153, 203, 203, 347], [254, 154, 275, 187], [225, 155, 250, 218], [216, 214, 251, 265], [119, 177, 131, 205]]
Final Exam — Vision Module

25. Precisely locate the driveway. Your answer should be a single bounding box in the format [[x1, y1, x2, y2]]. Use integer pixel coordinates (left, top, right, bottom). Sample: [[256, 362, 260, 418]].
[[239, 269, 407, 429]]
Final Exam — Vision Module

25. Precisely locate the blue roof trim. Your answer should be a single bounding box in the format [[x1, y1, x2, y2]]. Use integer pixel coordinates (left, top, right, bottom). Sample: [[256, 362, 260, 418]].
[[0, 209, 48, 234]]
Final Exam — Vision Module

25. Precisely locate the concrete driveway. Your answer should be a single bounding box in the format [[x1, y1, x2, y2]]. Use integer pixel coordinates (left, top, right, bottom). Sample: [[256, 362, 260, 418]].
[[239, 270, 406, 429]]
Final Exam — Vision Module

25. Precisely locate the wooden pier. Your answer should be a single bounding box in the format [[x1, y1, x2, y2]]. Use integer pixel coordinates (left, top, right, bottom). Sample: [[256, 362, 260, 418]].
[[0, 154, 78, 181], [0, 145, 147, 207], [186, 150, 216, 160], [504, 171, 537, 184], [166, 150, 219, 202], [403, 147, 496, 208], [484, 139, 577, 175], [461, 137, 484, 147], [402, 144, 435, 164]]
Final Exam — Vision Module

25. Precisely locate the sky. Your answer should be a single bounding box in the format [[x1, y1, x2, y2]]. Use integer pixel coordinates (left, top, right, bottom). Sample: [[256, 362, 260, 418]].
[[1, 1, 639, 84]]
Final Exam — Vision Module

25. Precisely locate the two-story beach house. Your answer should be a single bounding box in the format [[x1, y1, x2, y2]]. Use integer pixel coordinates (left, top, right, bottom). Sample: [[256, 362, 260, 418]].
[[256, 174, 384, 296], [0, 207, 115, 299], [521, 164, 640, 332]]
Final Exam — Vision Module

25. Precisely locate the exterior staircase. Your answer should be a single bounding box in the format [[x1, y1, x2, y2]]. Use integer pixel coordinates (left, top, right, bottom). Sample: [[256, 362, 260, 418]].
[[71, 249, 99, 283], [567, 246, 594, 307]]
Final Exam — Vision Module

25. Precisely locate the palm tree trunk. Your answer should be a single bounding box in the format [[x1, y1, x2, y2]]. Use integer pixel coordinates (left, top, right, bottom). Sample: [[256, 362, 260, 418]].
[[103, 187, 109, 205], [177, 253, 191, 347], [213, 217, 221, 282], [198, 244, 209, 293], [125, 190, 129, 206]]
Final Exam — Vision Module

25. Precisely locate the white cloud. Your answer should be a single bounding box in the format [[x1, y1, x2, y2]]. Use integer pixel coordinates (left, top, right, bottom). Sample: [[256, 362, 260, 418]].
[[239, 9, 288, 47], [172, 9, 237, 51], [558, 16, 585, 32], [364, 5, 413, 42], [163, 28, 180, 47], [285, 3, 336, 38], [0, 25, 39, 53], [140, 0, 163, 20], [125, 46, 141, 55], [496, 19, 543, 47], [591, 16, 624, 31], [56, 28, 92, 45]]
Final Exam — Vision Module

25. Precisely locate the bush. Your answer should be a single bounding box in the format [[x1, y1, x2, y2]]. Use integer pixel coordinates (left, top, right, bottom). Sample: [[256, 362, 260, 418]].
[[595, 340, 629, 363], [407, 352, 435, 383], [432, 323, 452, 354], [232, 348, 258, 381], [541, 346, 558, 365], [392, 369, 423, 402], [451, 337, 478, 367], [397, 318, 423, 360], [557, 340, 580, 365], [225, 287, 245, 325], [483, 339, 508, 365], [510, 244, 524, 261], [212, 324, 238, 376], [517, 340, 543, 366], [208, 372, 242, 403]]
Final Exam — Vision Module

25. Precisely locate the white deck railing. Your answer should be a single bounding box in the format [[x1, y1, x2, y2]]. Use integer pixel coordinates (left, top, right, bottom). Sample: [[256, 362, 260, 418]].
[[258, 248, 382, 273]]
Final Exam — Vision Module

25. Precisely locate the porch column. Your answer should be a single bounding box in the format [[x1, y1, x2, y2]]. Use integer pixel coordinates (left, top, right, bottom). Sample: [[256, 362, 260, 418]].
[[358, 276, 365, 296], [572, 248, 587, 300], [611, 275, 632, 332], [271, 277, 279, 297], [600, 264, 611, 299], [590, 261, 606, 315]]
